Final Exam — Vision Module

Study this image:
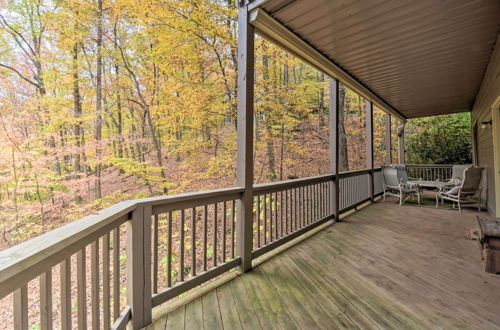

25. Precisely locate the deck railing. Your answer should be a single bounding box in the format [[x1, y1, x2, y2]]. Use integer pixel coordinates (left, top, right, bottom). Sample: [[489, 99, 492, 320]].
[[406, 164, 453, 181], [0, 169, 381, 329]]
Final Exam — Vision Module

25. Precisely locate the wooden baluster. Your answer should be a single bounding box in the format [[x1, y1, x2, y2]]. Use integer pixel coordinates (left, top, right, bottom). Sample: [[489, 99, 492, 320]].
[[270, 194, 274, 241], [113, 228, 120, 321], [91, 240, 100, 329], [263, 194, 267, 244], [290, 189, 293, 232], [180, 209, 185, 282], [76, 247, 87, 330], [222, 202, 227, 262], [40, 270, 53, 330], [276, 192, 280, 238], [318, 183, 321, 218], [304, 186, 311, 227], [14, 285, 28, 330], [103, 234, 111, 328], [310, 184, 318, 223], [256, 195, 261, 248], [289, 189, 293, 233], [307, 185, 310, 224], [313, 184, 316, 221], [309, 186, 312, 222], [291, 189, 295, 232], [298, 187, 302, 228], [314, 184, 318, 221], [318, 183, 322, 218], [192, 207, 196, 276], [77, 249, 86, 330], [284, 190, 292, 235], [305, 185, 309, 224], [231, 200, 236, 259], [303, 186, 307, 225], [281, 190, 288, 237], [274, 192, 278, 240], [167, 211, 173, 287], [297, 187, 301, 229], [203, 206, 208, 272], [213, 203, 218, 267], [280, 190, 284, 237], [152, 215, 159, 294], [323, 182, 326, 216], [293, 188, 299, 231], [60, 258, 71, 330], [326, 181, 329, 215], [310, 185, 313, 222]]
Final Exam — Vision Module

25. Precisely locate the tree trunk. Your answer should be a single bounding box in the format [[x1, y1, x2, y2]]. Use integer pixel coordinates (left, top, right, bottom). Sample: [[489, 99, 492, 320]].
[[95, 0, 103, 199], [338, 85, 349, 172], [72, 43, 83, 173], [318, 73, 325, 127], [262, 47, 277, 181], [144, 106, 168, 193]]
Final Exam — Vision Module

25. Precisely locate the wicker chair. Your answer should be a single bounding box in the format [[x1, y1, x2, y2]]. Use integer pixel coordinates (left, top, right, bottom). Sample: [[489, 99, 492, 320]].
[[436, 167, 483, 212], [383, 166, 421, 206]]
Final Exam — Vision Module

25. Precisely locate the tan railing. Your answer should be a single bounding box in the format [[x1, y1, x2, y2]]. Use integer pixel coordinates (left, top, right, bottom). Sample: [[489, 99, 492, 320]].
[[406, 164, 453, 181], [0, 170, 381, 329], [252, 174, 335, 259]]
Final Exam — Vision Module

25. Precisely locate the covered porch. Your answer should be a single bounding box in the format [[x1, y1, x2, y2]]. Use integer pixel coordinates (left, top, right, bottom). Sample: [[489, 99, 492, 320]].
[[149, 201, 500, 329], [0, 0, 499, 329]]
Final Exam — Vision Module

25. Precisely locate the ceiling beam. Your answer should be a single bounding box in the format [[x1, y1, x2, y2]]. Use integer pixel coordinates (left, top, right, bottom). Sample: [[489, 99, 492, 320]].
[[249, 8, 407, 122]]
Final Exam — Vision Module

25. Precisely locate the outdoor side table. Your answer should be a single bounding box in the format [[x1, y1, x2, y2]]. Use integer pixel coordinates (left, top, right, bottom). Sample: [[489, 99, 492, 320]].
[[477, 217, 500, 274]]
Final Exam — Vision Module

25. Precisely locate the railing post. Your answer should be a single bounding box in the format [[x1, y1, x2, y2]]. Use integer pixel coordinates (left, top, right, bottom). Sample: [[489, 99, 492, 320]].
[[127, 206, 152, 329], [236, 1, 254, 272], [329, 78, 340, 219], [365, 100, 374, 202], [385, 113, 392, 164]]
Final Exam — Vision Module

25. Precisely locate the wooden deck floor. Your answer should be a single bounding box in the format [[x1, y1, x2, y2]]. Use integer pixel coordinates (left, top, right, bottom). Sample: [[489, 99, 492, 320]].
[[148, 200, 500, 329]]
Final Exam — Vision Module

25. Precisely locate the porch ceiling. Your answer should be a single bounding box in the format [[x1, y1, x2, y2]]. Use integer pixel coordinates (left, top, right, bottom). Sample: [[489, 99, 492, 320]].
[[251, 0, 500, 118]]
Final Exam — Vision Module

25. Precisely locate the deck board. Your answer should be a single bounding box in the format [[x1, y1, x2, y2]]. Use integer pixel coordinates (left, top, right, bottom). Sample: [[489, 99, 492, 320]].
[[150, 201, 500, 329]]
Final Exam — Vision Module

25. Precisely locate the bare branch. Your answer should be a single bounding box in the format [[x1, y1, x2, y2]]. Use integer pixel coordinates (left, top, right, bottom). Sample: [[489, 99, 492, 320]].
[[0, 14, 37, 59], [0, 62, 40, 88]]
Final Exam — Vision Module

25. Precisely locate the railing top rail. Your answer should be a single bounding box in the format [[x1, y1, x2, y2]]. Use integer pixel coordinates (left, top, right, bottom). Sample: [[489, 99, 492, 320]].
[[134, 187, 244, 207], [253, 174, 335, 193], [406, 164, 453, 168], [338, 168, 374, 178], [0, 186, 244, 299]]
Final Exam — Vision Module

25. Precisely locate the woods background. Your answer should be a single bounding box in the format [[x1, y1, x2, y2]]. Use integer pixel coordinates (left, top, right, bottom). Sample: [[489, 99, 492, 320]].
[[0, 0, 471, 248]]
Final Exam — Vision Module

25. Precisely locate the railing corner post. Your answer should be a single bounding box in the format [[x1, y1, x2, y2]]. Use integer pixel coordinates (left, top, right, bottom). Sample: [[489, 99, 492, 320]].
[[126, 205, 152, 329]]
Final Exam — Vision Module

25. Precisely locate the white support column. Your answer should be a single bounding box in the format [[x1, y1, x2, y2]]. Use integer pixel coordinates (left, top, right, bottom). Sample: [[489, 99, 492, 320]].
[[329, 78, 340, 220], [236, 2, 254, 272], [365, 100, 374, 202]]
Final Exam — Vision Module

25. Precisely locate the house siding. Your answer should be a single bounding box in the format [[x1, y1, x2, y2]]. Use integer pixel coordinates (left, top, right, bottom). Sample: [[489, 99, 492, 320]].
[[472, 33, 500, 217]]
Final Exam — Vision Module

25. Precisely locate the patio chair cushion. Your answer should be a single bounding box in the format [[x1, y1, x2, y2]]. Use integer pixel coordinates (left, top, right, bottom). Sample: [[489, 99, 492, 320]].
[[444, 186, 460, 196]]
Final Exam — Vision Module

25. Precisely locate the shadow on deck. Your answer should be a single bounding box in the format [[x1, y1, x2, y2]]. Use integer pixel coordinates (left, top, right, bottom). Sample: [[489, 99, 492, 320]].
[[148, 200, 500, 329]]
